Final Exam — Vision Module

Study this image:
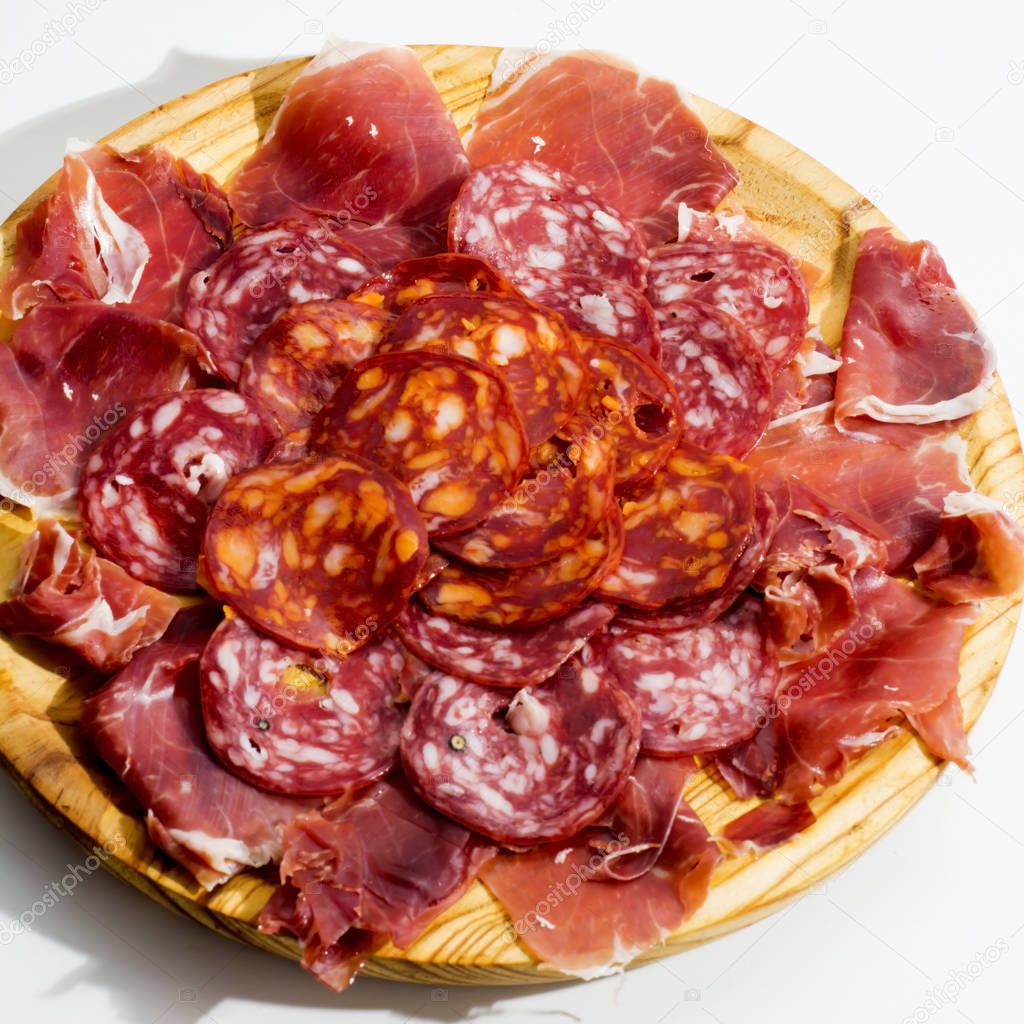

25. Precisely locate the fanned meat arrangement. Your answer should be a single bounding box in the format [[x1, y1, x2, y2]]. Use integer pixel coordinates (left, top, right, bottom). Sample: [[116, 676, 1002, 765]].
[[0, 39, 1021, 993]]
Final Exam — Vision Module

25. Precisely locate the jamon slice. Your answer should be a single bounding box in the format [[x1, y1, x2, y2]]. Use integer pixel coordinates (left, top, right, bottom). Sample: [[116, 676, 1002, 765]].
[[0, 141, 231, 323], [465, 50, 737, 243], [228, 40, 468, 243]]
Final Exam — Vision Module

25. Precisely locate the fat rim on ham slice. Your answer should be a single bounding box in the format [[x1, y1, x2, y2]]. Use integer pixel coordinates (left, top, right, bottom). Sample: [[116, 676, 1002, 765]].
[[200, 617, 405, 795], [400, 657, 641, 844]]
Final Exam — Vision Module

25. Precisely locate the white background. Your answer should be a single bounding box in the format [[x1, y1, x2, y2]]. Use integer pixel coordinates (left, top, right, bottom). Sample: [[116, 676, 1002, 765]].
[[1, 1, 1023, 1021]]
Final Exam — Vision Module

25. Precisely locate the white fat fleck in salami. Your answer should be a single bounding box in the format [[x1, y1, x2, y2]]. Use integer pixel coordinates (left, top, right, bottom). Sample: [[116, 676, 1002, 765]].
[[449, 161, 649, 289], [395, 600, 616, 687], [200, 617, 405, 795], [591, 596, 779, 755], [400, 658, 641, 844], [80, 389, 280, 591]]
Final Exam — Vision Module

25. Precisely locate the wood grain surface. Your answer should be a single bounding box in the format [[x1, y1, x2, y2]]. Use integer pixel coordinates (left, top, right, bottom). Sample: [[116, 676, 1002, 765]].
[[0, 44, 1021, 987]]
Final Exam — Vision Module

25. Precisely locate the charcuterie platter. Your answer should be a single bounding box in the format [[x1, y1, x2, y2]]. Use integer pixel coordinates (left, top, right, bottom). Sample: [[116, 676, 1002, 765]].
[[0, 42, 1022, 989]]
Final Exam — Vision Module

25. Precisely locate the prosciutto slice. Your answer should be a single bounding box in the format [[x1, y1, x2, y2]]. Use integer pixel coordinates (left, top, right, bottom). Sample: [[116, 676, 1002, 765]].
[[228, 40, 468, 244], [259, 777, 496, 991], [465, 50, 737, 244], [81, 606, 313, 888], [834, 228, 994, 431], [720, 801, 815, 855], [0, 301, 198, 515], [0, 142, 231, 323], [0, 519, 178, 672]]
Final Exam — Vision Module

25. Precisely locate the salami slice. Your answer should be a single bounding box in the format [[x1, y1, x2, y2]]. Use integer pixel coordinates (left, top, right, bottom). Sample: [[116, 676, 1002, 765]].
[[80, 389, 280, 591], [591, 596, 779, 756], [183, 218, 377, 381], [379, 293, 585, 446], [238, 299, 393, 431], [435, 425, 614, 568], [515, 268, 661, 360], [200, 455, 429, 654], [449, 161, 649, 289], [310, 351, 527, 536], [420, 509, 624, 629], [200, 617, 405, 795], [600, 443, 756, 610], [265, 429, 310, 464], [574, 334, 683, 491], [615, 489, 777, 632], [395, 599, 616, 687], [400, 658, 641, 844], [349, 253, 520, 312], [657, 299, 772, 457], [647, 241, 809, 376]]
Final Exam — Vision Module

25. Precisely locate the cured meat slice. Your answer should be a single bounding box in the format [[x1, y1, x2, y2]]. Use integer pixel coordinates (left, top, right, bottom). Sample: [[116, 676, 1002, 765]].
[[200, 455, 429, 654], [239, 299, 394, 431], [515, 268, 661, 360], [328, 221, 440, 268], [400, 658, 641, 844], [420, 509, 624, 629], [0, 301, 198, 516], [449, 161, 649, 289], [200, 618, 405, 795], [379, 293, 585, 446], [81, 607, 314, 889], [435, 425, 614, 568], [906, 687, 970, 769], [647, 241, 809, 375], [183, 218, 377, 381], [349, 253, 520, 312], [720, 801, 815, 855], [228, 41, 468, 240], [465, 50, 737, 243], [771, 334, 841, 419], [394, 599, 615, 687], [835, 228, 994, 431], [657, 299, 772, 456], [717, 569, 977, 804], [600, 444, 756, 610], [310, 352, 527, 535], [259, 777, 496, 991], [592, 596, 779, 756], [0, 142, 231, 323], [0, 519, 179, 672], [574, 334, 683, 491], [80, 390, 280, 591], [265, 429, 311, 465], [615, 488, 777, 632]]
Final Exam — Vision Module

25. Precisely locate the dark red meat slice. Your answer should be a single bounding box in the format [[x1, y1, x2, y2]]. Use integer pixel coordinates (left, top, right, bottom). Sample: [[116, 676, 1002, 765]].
[[906, 687, 970, 769], [592, 596, 779, 756], [647, 241, 809, 376], [200, 455, 429, 654], [239, 299, 394, 431], [656, 299, 772, 456], [600, 444, 756, 609], [0, 301, 198, 516], [720, 801, 815, 855], [200, 618, 405, 795], [329, 221, 442, 268], [0, 519, 179, 672], [771, 334, 841, 419], [395, 599, 615, 687], [379, 292, 585, 447], [310, 351, 527, 536], [228, 41, 468, 239], [515, 267, 661, 360], [465, 50, 737, 243], [183, 218, 377, 381], [0, 142, 231, 323], [449, 160, 649, 289], [80, 389, 279, 590], [400, 658, 641, 844]]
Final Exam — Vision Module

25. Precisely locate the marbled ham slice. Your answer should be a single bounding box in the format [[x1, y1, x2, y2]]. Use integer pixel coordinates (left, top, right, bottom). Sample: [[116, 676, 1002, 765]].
[[720, 801, 815, 855]]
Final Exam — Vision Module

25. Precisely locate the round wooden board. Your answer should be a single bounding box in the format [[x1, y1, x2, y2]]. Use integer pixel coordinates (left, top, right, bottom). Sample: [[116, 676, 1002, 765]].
[[0, 44, 1022, 988]]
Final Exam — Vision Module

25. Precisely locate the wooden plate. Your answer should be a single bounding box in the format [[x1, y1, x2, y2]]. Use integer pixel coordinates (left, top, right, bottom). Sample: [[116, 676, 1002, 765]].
[[0, 44, 1021, 987]]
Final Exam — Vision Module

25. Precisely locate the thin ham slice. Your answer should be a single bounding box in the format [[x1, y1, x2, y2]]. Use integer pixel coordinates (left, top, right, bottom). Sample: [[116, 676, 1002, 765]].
[[228, 40, 468, 244], [259, 777, 496, 991], [465, 50, 737, 244], [834, 228, 994, 431], [906, 687, 970, 770], [0, 519, 178, 672], [719, 801, 815, 855], [0, 142, 231, 323]]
